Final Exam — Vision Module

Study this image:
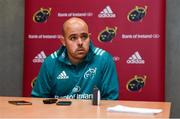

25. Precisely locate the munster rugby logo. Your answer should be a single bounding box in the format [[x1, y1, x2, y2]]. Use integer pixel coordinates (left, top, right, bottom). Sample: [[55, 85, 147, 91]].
[[126, 75, 147, 92], [33, 8, 51, 23], [127, 6, 148, 22], [98, 27, 117, 42], [84, 68, 97, 80]]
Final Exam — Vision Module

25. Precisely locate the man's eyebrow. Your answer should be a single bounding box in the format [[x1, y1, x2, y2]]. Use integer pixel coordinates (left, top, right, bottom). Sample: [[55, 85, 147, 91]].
[[68, 34, 77, 38], [68, 33, 88, 37], [81, 32, 88, 35]]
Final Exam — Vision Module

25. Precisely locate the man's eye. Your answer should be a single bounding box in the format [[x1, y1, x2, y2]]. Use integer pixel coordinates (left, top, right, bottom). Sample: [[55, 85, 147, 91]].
[[81, 34, 88, 40], [70, 36, 77, 41]]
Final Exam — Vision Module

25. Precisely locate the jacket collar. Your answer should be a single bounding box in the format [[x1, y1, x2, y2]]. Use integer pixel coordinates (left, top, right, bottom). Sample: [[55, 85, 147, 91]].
[[57, 41, 96, 65]]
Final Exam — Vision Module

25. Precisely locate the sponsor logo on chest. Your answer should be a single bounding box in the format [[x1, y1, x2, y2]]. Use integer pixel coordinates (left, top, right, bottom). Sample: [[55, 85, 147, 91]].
[[57, 71, 69, 80]]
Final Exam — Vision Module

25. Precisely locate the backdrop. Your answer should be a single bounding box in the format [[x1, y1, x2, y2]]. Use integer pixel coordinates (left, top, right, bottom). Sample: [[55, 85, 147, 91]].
[[23, 0, 165, 101]]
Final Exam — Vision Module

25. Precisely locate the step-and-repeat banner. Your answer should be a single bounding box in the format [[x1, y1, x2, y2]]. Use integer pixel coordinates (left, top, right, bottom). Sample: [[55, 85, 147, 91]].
[[23, 0, 165, 101]]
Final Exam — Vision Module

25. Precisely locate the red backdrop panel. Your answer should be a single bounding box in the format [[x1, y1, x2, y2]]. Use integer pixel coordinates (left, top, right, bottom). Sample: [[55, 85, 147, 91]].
[[23, 0, 165, 101]]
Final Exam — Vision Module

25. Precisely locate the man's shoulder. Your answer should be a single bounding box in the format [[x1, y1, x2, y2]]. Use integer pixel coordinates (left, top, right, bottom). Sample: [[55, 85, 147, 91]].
[[92, 47, 114, 64], [93, 47, 112, 59], [43, 50, 59, 64]]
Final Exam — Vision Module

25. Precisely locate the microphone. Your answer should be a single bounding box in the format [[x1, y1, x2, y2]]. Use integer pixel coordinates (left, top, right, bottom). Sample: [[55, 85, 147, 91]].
[[92, 86, 100, 105]]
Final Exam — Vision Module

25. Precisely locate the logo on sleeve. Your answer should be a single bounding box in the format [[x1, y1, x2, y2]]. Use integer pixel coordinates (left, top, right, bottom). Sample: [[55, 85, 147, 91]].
[[84, 68, 97, 80], [57, 71, 69, 80]]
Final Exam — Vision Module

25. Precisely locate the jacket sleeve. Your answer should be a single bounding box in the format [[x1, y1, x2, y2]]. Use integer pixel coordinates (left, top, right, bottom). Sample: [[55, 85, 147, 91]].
[[31, 61, 52, 98], [100, 53, 119, 100]]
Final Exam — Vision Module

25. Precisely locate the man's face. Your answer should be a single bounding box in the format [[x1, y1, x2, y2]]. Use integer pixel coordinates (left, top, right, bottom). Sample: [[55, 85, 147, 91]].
[[62, 21, 90, 64]]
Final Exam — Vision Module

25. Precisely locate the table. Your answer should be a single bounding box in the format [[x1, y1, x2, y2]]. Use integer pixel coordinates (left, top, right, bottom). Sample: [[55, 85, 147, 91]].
[[0, 96, 171, 118]]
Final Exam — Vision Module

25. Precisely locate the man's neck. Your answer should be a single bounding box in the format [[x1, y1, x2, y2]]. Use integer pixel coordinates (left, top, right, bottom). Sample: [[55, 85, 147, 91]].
[[70, 59, 83, 65], [67, 55, 84, 65]]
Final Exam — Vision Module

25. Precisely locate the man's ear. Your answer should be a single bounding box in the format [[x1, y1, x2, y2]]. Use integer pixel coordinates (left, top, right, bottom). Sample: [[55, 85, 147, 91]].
[[60, 36, 66, 46]]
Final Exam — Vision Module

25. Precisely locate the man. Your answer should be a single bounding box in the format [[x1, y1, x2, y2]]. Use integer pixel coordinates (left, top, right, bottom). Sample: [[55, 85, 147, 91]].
[[31, 17, 119, 100]]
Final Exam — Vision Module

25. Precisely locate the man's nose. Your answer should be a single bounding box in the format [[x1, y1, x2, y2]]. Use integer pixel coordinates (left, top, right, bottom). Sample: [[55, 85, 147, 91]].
[[77, 38, 83, 46]]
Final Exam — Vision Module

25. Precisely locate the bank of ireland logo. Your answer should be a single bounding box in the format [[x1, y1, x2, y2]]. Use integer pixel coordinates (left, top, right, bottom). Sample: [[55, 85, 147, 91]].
[[126, 75, 147, 92], [127, 6, 148, 22], [72, 86, 81, 93], [126, 51, 145, 64], [84, 68, 97, 79], [98, 27, 117, 42], [33, 8, 51, 23]]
